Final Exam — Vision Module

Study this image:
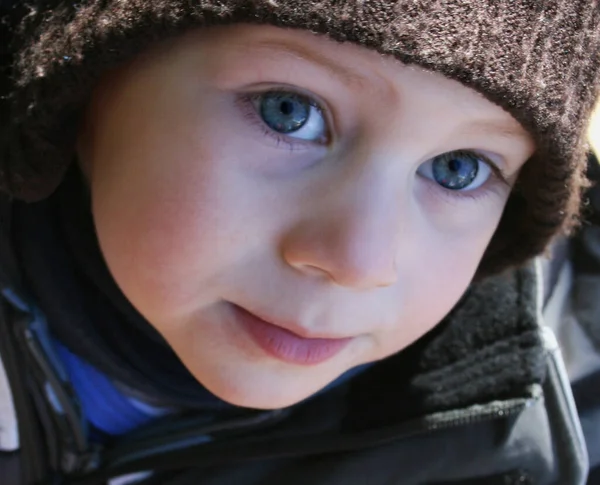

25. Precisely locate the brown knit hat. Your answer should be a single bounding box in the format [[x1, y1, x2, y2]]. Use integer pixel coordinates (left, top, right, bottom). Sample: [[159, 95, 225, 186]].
[[1, 0, 600, 276]]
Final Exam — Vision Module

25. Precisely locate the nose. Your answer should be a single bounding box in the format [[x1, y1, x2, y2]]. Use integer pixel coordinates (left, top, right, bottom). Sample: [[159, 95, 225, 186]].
[[281, 168, 405, 290]]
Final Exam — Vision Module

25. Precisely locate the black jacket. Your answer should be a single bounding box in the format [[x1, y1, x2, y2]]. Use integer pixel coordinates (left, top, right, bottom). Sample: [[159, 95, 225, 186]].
[[556, 153, 600, 484], [0, 195, 588, 485]]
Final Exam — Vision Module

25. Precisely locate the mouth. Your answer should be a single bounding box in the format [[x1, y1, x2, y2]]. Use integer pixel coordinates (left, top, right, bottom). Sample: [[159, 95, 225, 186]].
[[229, 304, 353, 366]]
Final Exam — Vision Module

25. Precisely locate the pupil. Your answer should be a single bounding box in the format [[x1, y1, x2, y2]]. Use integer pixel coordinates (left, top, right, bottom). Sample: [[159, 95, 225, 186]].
[[448, 159, 461, 172], [260, 93, 310, 134], [280, 100, 294, 116]]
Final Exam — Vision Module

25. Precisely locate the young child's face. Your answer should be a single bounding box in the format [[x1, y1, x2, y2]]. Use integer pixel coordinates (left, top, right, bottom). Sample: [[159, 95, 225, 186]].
[[79, 24, 534, 409]]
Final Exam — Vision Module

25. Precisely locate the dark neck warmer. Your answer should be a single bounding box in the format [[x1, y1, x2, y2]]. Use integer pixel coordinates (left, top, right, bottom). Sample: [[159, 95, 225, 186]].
[[13, 166, 233, 410], [9, 165, 548, 420]]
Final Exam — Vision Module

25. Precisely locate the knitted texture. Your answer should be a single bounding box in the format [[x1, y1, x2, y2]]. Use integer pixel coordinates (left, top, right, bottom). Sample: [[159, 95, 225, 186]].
[[346, 263, 545, 427], [1, 0, 600, 275]]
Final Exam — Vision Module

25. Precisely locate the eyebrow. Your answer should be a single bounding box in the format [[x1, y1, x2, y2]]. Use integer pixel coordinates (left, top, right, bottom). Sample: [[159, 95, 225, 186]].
[[246, 39, 369, 89], [461, 120, 532, 142]]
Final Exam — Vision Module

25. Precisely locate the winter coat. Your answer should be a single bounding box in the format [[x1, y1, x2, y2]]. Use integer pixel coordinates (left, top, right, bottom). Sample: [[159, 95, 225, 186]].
[[0, 193, 588, 485]]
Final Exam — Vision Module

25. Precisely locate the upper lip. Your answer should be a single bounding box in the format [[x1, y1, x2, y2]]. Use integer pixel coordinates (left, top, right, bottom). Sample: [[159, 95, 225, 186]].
[[233, 303, 353, 341]]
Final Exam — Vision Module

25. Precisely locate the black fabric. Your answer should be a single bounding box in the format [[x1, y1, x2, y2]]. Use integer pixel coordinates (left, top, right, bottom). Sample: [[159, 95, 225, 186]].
[[572, 370, 600, 415], [73, 388, 559, 485], [0, 453, 21, 485], [589, 466, 600, 485], [428, 471, 532, 485], [12, 165, 238, 410], [571, 154, 600, 484], [571, 153, 600, 350]]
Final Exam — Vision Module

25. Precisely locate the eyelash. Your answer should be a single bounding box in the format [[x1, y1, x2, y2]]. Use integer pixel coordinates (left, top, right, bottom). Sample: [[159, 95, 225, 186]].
[[235, 90, 329, 152], [235, 90, 511, 201]]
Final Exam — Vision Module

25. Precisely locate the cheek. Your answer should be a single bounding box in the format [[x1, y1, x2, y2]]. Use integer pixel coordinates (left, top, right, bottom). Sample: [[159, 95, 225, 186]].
[[87, 103, 260, 324], [92, 168, 224, 323], [417, 202, 502, 307], [373, 204, 503, 359]]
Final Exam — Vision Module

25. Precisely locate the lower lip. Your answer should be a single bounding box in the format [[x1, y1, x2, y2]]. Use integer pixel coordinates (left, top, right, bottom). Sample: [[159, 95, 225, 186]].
[[231, 305, 352, 366]]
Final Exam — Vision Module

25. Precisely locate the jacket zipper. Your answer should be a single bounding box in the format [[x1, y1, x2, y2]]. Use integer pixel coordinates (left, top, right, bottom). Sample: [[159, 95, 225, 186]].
[[106, 408, 290, 466], [419, 392, 538, 433], [67, 392, 537, 485], [0, 303, 48, 484], [13, 308, 103, 476]]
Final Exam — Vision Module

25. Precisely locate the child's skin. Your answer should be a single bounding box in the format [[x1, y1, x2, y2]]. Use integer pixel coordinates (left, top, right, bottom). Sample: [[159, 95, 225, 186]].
[[77, 24, 535, 409]]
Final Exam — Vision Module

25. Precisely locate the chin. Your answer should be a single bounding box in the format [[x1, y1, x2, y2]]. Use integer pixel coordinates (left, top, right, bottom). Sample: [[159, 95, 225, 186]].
[[193, 367, 332, 410], [208, 380, 319, 410]]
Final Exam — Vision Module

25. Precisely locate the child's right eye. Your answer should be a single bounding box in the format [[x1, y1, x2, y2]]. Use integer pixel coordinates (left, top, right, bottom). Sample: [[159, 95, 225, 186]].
[[244, 90, 329, 145]]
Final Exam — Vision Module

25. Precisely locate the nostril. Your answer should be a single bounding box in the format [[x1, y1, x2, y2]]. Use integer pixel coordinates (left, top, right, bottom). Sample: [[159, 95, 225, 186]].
[[297, 263, 336, 281]]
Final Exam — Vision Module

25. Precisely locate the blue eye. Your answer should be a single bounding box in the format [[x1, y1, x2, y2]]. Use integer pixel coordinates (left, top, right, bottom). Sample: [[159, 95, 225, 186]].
[[418, 150, 492, 191], [257, 91, 327, 142]]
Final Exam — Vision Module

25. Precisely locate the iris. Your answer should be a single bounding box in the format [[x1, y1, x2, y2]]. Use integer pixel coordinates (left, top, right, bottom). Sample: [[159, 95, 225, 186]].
[[432, 152, 480, 190], [260, 93, 311, 134]]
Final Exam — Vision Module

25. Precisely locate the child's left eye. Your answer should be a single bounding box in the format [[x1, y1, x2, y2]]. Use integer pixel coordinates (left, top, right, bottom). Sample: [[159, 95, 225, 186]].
[[417, 150, 494, 191], [252, 91, 328, 143]]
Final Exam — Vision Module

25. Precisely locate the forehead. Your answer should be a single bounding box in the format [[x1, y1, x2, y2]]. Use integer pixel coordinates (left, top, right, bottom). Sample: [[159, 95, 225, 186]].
[[179, 24, 529, 136], [104, 22, 533, 158]]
